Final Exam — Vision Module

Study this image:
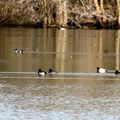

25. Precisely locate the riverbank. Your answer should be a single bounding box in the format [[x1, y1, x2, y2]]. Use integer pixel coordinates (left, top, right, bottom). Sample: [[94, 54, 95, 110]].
[[0, 0, 118, 29], [0, 23, 118, 30]]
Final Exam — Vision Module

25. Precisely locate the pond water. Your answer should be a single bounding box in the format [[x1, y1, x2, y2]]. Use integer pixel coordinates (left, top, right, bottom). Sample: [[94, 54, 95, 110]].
[[0, 27, 120, 120]]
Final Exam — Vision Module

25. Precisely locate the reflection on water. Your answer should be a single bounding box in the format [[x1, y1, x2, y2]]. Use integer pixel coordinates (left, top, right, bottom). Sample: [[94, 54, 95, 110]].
[[0, 27, 120, 119], [0, 27, 119, 72]]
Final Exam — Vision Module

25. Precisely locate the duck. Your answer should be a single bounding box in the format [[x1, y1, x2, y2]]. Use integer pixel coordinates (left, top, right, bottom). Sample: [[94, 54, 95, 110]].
[[14, 48, 23, 54], [47, 69, 57, 75], [59, 26, 65, 31], [96, 67, 107, 73], [60, 27, 65, 31], [38, 68, 46, 76], [115, 70, 120, 75]]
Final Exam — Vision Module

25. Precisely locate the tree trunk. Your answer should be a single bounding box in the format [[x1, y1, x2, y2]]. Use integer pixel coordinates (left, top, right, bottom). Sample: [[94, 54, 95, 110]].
[[100, 0, 104, 13], [62, 1, 67, 27], [100, 0, 107, 23], [117, 0, 120, 26], [56, 0, 68, 27], [43, 0, 47, 27], [94, 0, 100, 15], [94, 0, 105, 26]]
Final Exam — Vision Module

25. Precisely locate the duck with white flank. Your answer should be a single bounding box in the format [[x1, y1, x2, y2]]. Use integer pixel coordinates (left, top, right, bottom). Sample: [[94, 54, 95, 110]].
[[115, 70, 120, 75], [47, 69, 57, 75], [59, 26, 65, 31], [14, 49, 23, 54], [96, 67, 107, 73], [38, 68, 46, 76]]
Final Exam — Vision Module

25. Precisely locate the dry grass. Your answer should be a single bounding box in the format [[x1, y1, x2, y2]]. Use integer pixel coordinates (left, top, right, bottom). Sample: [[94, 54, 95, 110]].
[[0, 0, 118, 28]]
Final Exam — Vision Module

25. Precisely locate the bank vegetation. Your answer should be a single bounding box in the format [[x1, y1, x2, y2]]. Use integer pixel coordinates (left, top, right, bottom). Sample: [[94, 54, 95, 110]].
[[0, 0, 120, 28]]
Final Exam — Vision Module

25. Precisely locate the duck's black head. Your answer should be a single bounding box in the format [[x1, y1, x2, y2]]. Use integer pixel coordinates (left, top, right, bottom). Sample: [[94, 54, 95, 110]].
[[97, 67, 100, 70], [96, 67, 100, 73], [38, 68, 42, 72], [115, 70, 120, 75]]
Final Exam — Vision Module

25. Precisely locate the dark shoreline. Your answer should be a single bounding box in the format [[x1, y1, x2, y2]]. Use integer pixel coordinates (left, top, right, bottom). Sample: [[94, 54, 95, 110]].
[[0, 22, 119, 30]]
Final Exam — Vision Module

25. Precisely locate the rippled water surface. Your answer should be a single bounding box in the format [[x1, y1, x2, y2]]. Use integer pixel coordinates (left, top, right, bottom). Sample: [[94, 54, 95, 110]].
[[0, 27, 120, 120]]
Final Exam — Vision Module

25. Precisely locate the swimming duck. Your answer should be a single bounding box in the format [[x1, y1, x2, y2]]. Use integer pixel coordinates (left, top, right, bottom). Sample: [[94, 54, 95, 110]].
[[97, 67, 107, 73], [115, 70, 120, 75], [47, 69, 57, 75], [60, 27, 65, 31], [14, 49, 23, 54], [59, 26, 65, 31], [38, 68, 46, 76]]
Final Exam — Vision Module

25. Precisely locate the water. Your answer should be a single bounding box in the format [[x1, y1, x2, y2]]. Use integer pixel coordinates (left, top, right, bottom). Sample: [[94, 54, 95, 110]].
[[0, 27, 120, 120]]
